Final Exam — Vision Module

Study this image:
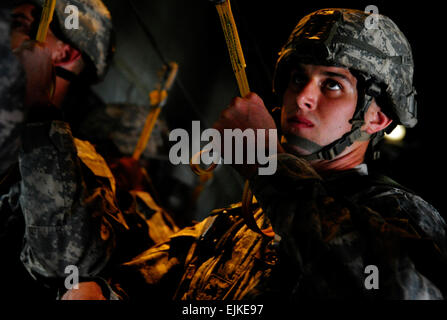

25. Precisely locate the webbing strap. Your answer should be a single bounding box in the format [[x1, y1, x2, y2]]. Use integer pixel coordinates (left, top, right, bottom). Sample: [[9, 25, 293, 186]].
[[302, 126, 371, 161], [299, 93, 375, 161], [281, 134, 323, 154], [55, 67, 78, 82]]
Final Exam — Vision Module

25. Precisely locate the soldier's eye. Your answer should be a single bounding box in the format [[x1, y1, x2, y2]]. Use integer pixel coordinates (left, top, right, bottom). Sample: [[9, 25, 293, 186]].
[[324, 79, 342, 91], [290, 72, 306, 87], [11, 19, 31, 34], [11, 20, 22, 29]]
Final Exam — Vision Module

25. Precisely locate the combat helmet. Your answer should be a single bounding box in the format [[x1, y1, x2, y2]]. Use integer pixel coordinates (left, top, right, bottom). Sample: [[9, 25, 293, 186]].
[[16, 0, 114, 82], [274, 8, 417, 161]]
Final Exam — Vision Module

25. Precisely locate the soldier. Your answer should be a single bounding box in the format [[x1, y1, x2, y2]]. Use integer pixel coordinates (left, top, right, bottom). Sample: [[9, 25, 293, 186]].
[[1, 0, 177, 300], [66, 8, 447, 301], [0, 4, 58, 299], [0, 7, 25, 174]]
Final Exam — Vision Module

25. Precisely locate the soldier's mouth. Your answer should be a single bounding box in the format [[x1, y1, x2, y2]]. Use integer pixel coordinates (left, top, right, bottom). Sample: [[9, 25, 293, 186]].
[[287, 115, 314, 128]]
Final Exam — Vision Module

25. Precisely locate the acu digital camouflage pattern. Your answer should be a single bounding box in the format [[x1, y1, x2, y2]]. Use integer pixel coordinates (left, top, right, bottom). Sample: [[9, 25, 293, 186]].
[[0, 117, 177, 297], [274, 8, 417, 127], [105, 153, 446, 301], [0, 8, 26, 174], [18, 121, 116, 278], [26, 0, 113, 80], [15, 120, 178, 280]]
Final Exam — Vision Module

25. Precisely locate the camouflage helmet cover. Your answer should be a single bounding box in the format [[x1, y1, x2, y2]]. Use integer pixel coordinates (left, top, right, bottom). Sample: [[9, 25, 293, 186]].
[[274, 8, 417, 128], [22, 0, 113, 81]]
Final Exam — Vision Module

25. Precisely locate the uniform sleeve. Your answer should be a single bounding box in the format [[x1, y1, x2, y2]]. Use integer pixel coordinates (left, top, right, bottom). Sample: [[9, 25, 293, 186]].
[[17, 119, 181, 295], [18, 120, 120, 280], [0, 9, 27, 175], [249, 153, 446, 299]]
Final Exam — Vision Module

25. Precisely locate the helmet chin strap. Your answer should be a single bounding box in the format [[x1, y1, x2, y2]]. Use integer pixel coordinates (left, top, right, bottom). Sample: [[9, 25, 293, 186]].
[[55, 66, 78, 82], [281, 134, 323, 155], [281, 83, 380, 161]]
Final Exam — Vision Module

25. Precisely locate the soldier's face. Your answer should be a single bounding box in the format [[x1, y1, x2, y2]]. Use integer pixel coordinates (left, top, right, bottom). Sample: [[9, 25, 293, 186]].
[[280, 64, 358, 156], [10, 4, 62, 59]]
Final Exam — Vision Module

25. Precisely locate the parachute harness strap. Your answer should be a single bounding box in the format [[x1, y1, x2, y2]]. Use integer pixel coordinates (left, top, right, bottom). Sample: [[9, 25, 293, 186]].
[[190, 0, 272, 238], [190, 0, 249, 175], [35, 0, 56, 42]]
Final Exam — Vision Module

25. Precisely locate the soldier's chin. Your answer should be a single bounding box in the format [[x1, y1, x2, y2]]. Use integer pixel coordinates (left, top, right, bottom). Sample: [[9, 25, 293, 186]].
[[282, 143, 312, 157]]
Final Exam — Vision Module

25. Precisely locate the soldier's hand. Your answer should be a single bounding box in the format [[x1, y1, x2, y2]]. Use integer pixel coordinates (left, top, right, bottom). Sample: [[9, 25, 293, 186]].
[[61, 281, 106, 300], [212, 92, 283, 178], [13, 40, 55, 108], [214, 92, 276, 132]]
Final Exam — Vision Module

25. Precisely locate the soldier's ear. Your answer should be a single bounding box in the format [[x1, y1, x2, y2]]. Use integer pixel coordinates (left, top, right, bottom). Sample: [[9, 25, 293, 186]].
[[52, 40, 81, 67], [362, 99, 393, 134]]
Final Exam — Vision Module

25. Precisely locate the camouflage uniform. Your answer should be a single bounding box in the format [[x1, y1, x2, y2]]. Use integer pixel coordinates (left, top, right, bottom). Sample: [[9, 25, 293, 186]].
[[1, 119, 177, 298], [0, 1, 178, 299], [16, 120, 177, 277], [105, 154, 446, 301]]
